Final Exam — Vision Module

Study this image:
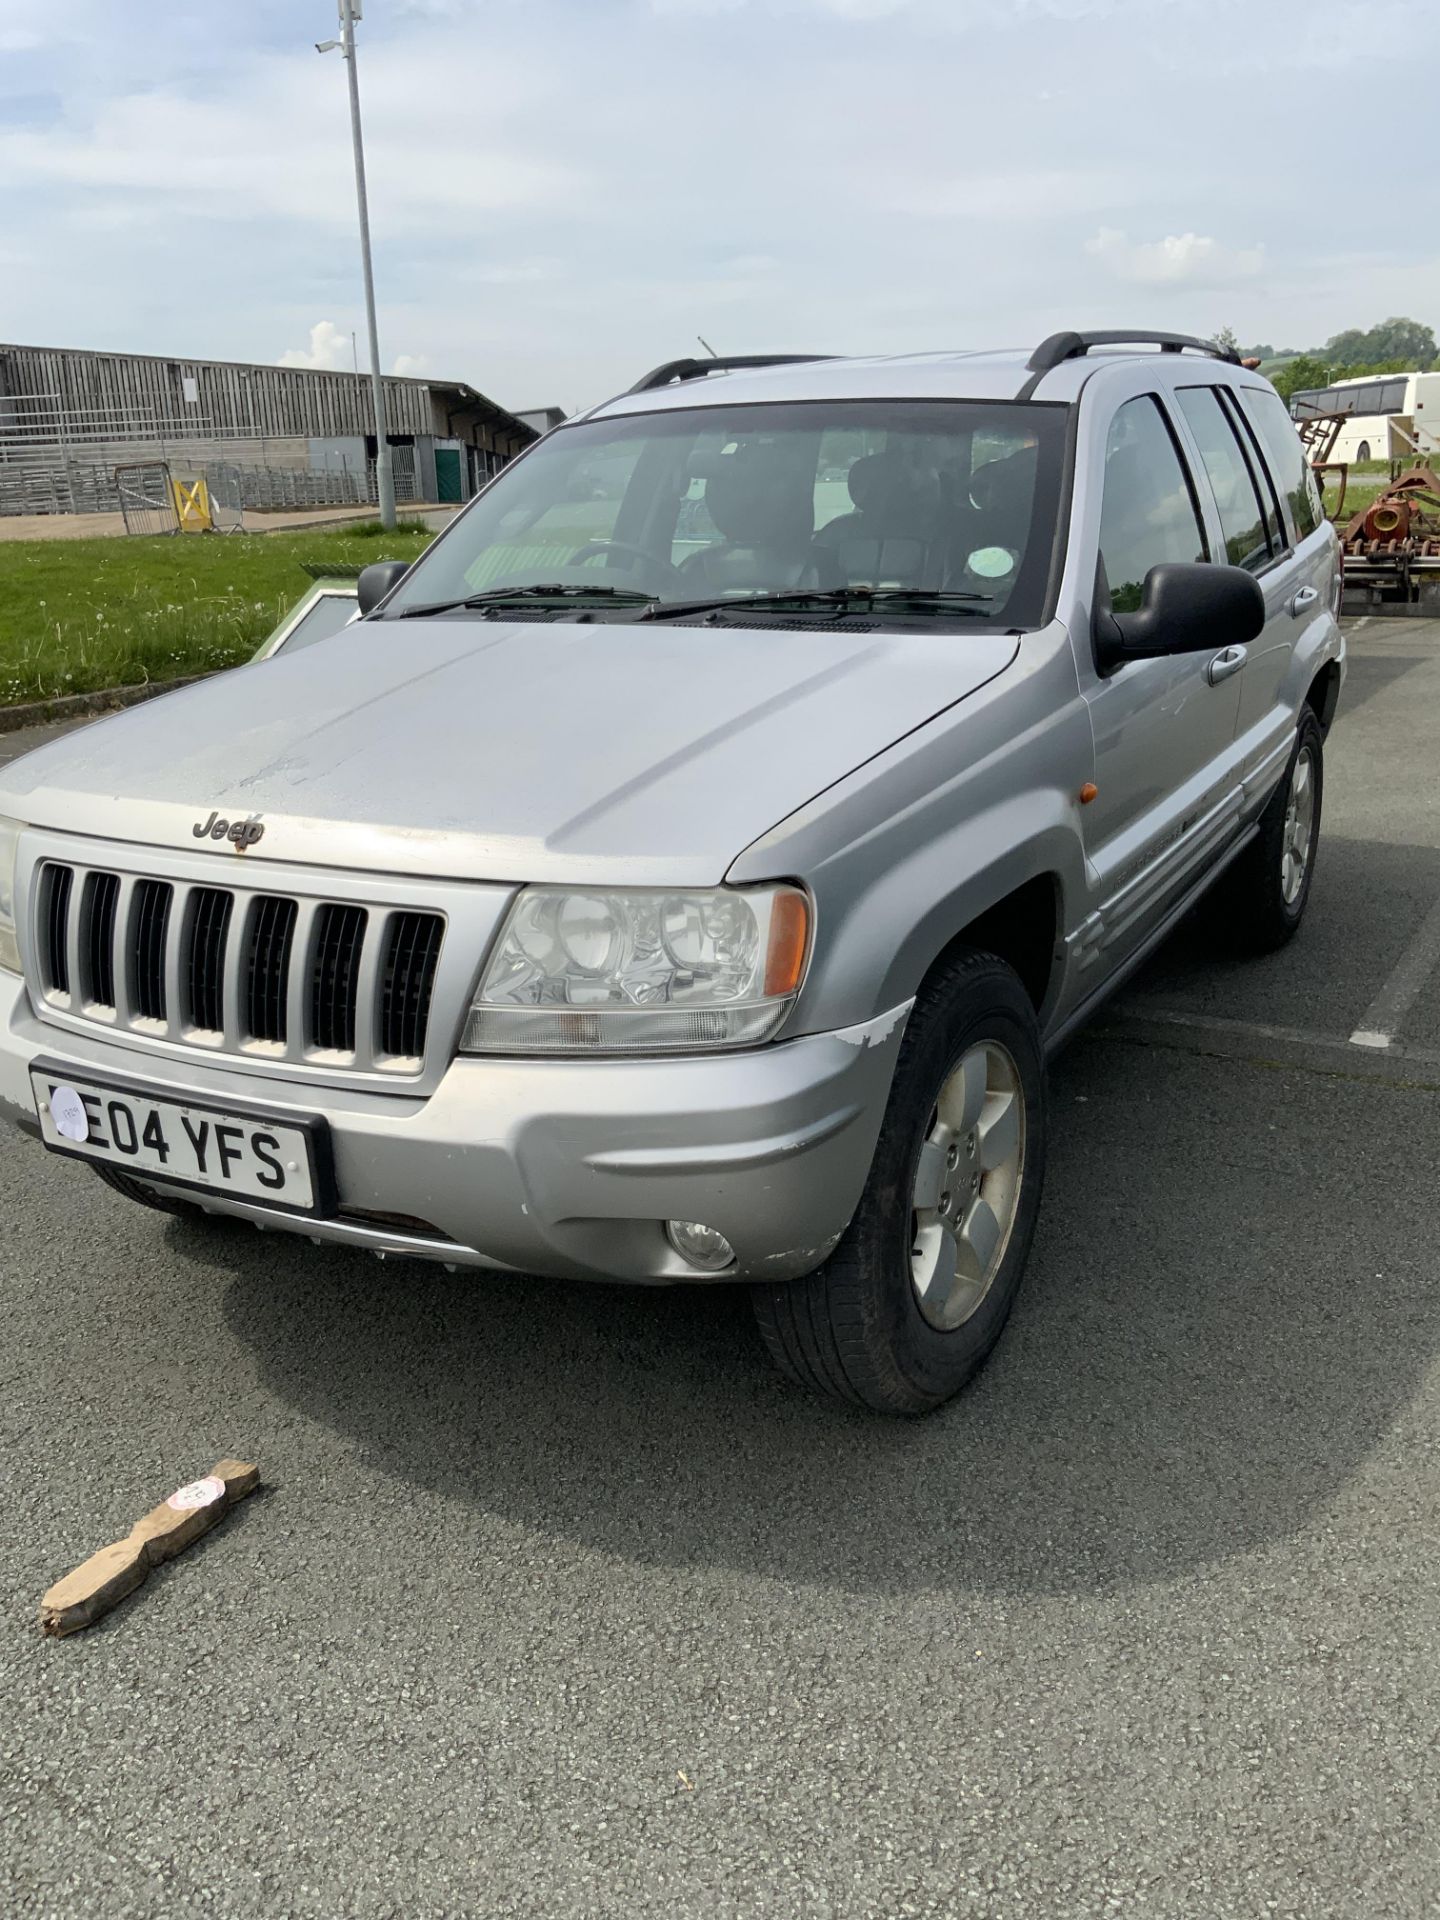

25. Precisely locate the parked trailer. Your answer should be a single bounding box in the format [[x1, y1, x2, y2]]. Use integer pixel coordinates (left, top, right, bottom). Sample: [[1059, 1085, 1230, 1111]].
[[1338, 464, 1440, 615]]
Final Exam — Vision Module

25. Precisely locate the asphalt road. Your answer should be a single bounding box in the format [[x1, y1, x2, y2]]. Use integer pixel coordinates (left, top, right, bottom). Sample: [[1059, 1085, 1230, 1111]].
[[4, 619, 1440, 1918]]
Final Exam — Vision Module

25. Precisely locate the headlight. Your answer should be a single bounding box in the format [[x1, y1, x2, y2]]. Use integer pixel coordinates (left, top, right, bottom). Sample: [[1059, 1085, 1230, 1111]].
[[0, 817, 21, 976], [462, 884, 811, 1054]]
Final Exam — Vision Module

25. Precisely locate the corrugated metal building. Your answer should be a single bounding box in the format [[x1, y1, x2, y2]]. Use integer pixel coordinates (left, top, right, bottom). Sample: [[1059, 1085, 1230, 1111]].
[[0, 341, 538, 511]]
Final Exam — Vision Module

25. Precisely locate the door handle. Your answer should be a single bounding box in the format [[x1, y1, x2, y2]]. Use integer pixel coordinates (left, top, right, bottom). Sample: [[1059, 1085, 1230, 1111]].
[[1288, 585, 1319, 616], [1207, 645, 1248, 685]]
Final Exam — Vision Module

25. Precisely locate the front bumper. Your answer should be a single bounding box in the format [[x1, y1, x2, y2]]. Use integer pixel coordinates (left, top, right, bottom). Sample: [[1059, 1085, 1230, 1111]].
[[0, 968, 909, 1282]]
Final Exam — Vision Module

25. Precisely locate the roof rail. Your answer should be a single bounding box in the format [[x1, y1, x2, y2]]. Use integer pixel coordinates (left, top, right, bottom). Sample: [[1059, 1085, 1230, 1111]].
[[626, 353, 835, 395], [1025, 330, 1242, 376]]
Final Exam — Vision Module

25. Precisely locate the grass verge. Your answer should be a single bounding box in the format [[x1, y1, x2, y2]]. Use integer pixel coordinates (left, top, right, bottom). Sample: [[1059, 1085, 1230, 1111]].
[[0, 524, 433, 706]]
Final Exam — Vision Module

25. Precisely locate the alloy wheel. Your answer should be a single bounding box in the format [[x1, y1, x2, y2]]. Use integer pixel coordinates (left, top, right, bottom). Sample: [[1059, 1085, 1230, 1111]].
[[910, 1041, 1026, 1331], [1281, 745, 1317, 906]]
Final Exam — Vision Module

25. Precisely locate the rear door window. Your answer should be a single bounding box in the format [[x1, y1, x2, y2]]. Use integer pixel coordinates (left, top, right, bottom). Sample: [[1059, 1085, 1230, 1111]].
[[1098, 396, 1208, 613], [1236, 387, 1323, 541], [1175, 387, 1274, 574]]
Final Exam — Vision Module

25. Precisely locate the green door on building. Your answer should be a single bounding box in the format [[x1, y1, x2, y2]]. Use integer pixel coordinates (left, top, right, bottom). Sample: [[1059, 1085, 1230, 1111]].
[[435, 448, 463, 503]]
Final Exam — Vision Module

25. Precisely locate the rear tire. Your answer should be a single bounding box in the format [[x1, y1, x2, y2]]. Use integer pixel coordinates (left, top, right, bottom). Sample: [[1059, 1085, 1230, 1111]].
[[1219, 710, 1323, 952], [751, 951, 1046, 1414]]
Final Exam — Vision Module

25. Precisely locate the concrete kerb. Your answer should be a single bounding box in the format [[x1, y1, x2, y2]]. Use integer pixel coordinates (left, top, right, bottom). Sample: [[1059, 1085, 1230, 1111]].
[[0, 676, 206, 736]]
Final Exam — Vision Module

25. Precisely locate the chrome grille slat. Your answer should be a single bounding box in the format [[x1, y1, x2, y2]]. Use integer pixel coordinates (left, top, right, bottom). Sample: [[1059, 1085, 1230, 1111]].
[[285, 899, 323, 1057], [162, 881, 193, 1042], [110, 873, 138, 1022], [350, 913, 385, 1069], [220, 891, 247, 1049], [64, 879, 83, 1011], [24, 852, 462, 1081]]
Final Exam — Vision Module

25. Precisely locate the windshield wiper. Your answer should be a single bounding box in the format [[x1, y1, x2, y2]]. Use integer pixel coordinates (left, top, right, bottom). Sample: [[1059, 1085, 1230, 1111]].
[[398, 583, 658, 619], [641, 586, 996, 622]]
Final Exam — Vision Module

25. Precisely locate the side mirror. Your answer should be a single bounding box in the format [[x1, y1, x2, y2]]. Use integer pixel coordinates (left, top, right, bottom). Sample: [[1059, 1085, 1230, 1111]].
[[1094, 562, 1265, 674], [356, 559, 410, 616]]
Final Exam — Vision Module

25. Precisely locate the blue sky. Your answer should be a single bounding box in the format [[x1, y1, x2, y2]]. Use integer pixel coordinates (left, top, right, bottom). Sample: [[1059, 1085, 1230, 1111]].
[[0, 0, 1434, 413]]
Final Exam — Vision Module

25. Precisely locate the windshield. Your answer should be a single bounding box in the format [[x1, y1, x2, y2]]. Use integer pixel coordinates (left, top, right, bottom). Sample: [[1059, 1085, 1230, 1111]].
[[385, 399, 1068, 628]]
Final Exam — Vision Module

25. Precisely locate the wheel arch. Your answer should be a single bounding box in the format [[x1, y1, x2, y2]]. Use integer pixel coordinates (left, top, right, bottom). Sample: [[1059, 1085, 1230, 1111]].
[[1305, 659, 1342, 736], [916, 872, 1061, 1017], [783, 797, 1083, 1039]]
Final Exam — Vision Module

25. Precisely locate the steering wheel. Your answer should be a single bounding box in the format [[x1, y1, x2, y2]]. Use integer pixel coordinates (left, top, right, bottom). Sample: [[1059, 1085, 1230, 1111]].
[[570, 538, 666, 572], [572, 541, 691, 591], [569, 537, 687, 593]]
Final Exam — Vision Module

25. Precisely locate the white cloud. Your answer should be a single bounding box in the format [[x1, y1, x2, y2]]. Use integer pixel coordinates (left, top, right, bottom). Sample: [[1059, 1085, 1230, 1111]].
[[392, 352, 429, 376], [0, 49, 582, 233], [1086, 226, 1265, 287], [459, 259, 564, 287], [279, 321, 353, 370], [878, 169, 1133, 222]]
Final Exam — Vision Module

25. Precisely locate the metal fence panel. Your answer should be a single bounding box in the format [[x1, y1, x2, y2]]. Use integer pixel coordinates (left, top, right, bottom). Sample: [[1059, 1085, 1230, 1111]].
[[114, 462, 178, 536], [205, 464, 246, 533]]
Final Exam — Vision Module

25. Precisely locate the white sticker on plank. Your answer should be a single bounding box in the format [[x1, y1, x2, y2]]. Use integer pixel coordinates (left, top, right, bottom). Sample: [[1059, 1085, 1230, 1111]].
[[167, 1475, 226, 1513]]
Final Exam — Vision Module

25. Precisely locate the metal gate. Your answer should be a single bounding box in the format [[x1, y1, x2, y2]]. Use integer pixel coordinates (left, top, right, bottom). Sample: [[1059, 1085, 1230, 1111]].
[[205, 464, 246, 533], [368, 445, 418, 504], [114, 462, 179, 536]]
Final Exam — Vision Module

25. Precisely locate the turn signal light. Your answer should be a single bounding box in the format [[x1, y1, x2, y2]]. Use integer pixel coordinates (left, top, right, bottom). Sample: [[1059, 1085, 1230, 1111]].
[[764, 889, 810, 997]]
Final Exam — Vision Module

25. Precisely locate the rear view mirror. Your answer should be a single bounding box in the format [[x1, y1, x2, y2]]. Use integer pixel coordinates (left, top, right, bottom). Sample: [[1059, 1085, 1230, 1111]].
[[357, 559, 410, 615], [1095, 562, 1264, 673]]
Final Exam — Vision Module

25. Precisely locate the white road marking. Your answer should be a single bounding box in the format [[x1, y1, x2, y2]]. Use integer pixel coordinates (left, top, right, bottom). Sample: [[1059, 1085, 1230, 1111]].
[[1348, 895, 1440, 1049], [1103, 1004, 1440, 1076]]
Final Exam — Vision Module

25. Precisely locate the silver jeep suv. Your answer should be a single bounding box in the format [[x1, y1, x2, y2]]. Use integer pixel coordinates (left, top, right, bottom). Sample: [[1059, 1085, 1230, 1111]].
[[0, 330, 1343, 1411]]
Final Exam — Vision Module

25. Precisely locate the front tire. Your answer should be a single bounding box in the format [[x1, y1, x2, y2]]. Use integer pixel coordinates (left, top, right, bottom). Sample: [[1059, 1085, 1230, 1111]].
[[90, 1163, 212, 1220], [751, 951, 1046, 1414], [1220, 710, 1323, 952]]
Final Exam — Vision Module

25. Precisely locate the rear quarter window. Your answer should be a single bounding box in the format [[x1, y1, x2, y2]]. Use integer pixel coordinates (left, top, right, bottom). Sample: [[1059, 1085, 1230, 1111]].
[[1175, 387, 1274, 574], [1237, 387, 1323, 541]]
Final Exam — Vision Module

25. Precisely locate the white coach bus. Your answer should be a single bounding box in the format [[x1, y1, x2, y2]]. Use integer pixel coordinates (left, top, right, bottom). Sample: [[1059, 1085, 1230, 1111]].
[[1289, 370, 1440, 465]]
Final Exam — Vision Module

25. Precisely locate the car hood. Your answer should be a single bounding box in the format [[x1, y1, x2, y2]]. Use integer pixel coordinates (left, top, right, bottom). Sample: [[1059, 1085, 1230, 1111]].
[[0, 617, 1019, 885]]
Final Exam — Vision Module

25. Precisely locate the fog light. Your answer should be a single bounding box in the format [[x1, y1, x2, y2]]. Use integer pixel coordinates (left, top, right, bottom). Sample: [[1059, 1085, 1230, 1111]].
[[665, 1220, 736, 1272]]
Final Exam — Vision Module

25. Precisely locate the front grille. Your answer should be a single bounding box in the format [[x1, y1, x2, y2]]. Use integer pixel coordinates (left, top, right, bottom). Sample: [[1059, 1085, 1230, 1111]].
[[132, 880, 172, 1022], [311, 904, 368, 1053], [380, 912, 445, 1059], [39, 864, 73, 995], [31, 863, 447, 1075], [82, 872, 120, 1008], [244, 896, 297, 1045], [185, 887, 233, 1033]]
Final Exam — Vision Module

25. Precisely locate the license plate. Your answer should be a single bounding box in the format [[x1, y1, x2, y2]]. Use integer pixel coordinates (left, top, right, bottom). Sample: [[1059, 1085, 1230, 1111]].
[[30, 1063, 332, 1215]]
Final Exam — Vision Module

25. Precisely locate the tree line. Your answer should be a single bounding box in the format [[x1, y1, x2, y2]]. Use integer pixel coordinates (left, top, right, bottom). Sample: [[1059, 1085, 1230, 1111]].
[[1215, 318, 1437, 402]]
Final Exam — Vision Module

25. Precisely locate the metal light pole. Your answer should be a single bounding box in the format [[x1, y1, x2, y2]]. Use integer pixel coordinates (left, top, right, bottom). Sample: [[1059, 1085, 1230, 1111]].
[[319, 0, 395, 528]]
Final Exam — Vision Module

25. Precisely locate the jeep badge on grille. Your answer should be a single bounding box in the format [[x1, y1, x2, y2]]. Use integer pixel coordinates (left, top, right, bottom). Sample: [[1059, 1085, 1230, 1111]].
[[193, 811, 265, 850]]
